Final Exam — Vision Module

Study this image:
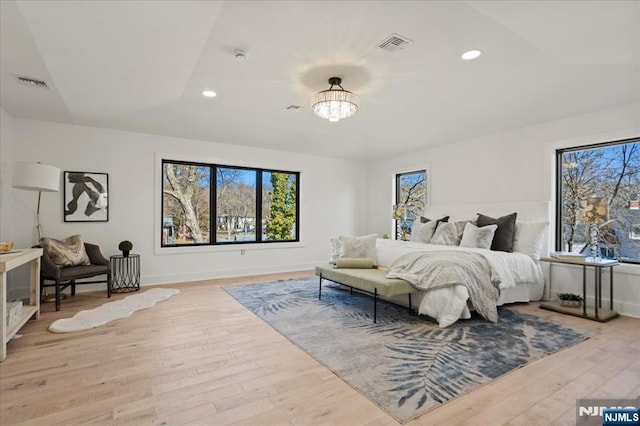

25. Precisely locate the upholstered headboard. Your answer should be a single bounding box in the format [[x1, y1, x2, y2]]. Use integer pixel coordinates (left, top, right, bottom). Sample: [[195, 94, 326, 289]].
[[423, 201, 551, 222], [422, 200, 553, 254]]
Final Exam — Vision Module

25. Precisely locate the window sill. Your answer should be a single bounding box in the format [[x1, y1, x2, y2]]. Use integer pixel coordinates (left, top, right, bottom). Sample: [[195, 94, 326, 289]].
[[615, 262, 640, 276], [155, 241, 305, 256]]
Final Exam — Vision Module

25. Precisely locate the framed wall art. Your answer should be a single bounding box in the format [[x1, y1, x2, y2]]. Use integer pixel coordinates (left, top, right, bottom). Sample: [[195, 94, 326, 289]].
[[63, 171, 109, 222]]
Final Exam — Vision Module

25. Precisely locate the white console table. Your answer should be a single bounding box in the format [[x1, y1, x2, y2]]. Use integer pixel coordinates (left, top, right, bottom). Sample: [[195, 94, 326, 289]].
[[0, 248, 42, 362]]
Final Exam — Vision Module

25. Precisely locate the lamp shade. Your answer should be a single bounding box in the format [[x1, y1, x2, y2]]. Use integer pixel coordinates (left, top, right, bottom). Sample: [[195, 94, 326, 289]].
[[580, 196, 608, 224], [311, 77, 359, 122], [392, 204, 406, 220], [12, 162, 60, 192]]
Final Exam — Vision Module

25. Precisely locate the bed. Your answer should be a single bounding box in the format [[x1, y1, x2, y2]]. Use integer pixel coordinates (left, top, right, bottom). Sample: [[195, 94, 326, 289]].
[[377, 238, 544, 327], [332, 201, 550, 327]]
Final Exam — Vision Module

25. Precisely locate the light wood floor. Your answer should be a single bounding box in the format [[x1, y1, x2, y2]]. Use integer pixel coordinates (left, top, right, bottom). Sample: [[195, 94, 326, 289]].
[[1, 271, 638, 425]]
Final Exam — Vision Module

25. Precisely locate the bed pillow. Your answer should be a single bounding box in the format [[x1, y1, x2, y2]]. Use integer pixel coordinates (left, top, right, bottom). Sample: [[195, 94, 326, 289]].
[[476, 212, 517, 252], [39, 235, 90, 267], [329, 238, 341, 263], [430, 221, 468, 246], [459, 222, 498, 250], [513, 221, 549, 260], [338, 234, 378, 266], [409, 216, 449, 243]]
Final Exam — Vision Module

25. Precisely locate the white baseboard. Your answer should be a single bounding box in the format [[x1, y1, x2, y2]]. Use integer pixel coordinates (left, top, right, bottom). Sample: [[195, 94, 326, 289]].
[[141, 262, 317, 285], [67, 262, 319, 295]]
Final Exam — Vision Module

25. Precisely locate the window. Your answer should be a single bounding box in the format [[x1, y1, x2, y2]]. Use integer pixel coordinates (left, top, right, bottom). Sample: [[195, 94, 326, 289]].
[[262, 171, 298, 241], [556, 138, 639, 263], [162, 160, 299, 246], [395, 170, 427, 240], [162, 163, 211, 245], [217, 167, 257, 243]]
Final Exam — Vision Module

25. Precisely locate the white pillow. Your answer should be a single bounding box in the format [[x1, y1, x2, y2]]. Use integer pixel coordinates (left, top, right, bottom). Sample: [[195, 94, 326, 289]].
[[513, 222, 549, 260], [329, 238, 341, 263], [430, 221, 468, 246], [409, 217, 439, 243], [459, 222, 498, 250], [337, 234, 378, 265]]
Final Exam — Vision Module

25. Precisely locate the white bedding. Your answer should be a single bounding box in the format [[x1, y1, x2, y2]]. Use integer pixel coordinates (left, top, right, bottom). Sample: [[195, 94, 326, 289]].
[[377, 239, 544, 327]]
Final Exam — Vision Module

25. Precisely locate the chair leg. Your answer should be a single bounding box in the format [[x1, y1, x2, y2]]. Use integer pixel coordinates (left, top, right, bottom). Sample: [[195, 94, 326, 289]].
[[40, 277, 45, 302], [373, 288, 378, 324], [107, 271, 112, 298], [55, 279, 61, 311], [71, 280, 76, 296]]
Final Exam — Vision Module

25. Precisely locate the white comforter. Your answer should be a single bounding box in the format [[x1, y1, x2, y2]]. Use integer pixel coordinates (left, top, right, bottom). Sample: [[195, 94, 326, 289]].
[[377, 239, 544, 327]]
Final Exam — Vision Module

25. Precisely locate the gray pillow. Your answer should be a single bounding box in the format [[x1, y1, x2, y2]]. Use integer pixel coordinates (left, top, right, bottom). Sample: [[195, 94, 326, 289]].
[[476, 212, 517, 252], [40, 235, 90, 267], [459, 222, 498, 250], [430, 221, 468, 246], [409, 216, 449, 243]]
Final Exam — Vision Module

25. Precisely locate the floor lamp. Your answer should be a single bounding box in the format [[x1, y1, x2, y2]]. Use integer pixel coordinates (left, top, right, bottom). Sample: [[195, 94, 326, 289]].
[[12, 162, 61, 241]]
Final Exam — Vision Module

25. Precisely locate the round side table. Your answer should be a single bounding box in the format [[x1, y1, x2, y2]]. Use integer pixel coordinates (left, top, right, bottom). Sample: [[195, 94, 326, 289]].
[[110, 254, 140, 293]]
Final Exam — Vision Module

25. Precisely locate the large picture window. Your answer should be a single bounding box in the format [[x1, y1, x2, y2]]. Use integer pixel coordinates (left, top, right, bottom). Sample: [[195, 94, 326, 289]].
[[395, 170, 427, 240], [556, 138, 639, 263], [162, 160, 299, 247]]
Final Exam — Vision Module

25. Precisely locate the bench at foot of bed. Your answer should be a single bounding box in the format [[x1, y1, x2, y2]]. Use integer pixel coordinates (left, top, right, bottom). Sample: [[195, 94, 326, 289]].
[[314, 264, 415, 323]]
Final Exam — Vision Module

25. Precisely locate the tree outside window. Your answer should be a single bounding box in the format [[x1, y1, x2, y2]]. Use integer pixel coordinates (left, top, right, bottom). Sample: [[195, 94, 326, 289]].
[[557, 139, 639, 263], [162, 163, 211, 245], [262, 172, 297, 241], [395, 170, 427, 240], [216, 168, 257, 243]]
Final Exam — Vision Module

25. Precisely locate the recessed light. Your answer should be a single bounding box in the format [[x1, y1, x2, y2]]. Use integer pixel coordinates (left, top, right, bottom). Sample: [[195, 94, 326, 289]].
[[202, 90, 217, 97], [461, 50, 482, 60]]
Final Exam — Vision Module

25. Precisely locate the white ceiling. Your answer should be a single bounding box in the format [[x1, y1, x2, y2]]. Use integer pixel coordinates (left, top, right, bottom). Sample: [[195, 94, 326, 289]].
[[1, 0, 639, 160]]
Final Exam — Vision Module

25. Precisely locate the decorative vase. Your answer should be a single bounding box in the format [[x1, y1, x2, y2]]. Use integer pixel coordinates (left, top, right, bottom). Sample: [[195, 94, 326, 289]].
[[122, 250, 130, 258], [589, 222, 599, 259]]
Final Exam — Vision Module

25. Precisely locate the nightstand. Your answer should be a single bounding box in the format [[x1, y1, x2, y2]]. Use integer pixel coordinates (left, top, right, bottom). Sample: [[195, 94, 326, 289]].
[[109, 254, 141, 293], [540, 256, 619, 322]]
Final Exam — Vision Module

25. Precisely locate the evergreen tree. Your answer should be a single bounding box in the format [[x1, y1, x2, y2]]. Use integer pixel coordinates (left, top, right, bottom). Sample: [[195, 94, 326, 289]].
[[266, 173, 296, 240]]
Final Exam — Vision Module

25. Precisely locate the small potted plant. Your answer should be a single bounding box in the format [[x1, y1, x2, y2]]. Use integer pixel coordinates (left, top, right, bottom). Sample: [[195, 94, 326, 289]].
[[118, 240, 133, 257], [557, 292, 583, 308]]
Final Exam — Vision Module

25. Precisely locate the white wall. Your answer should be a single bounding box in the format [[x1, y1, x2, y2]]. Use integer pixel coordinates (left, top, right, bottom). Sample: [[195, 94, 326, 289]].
[[1, 108, 14, 241], [1, 108, 31, 301], [366, 103, 640, 318], [3, 115, 367, 290]]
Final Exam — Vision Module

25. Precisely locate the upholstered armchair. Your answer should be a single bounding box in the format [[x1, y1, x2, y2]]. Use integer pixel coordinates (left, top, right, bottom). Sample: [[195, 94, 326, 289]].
[[36, 243, 112, 311]]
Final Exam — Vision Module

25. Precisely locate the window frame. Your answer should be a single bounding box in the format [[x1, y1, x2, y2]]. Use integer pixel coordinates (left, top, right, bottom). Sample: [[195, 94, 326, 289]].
[[555, 137, 639, 264], [161, 159, 300, 247]]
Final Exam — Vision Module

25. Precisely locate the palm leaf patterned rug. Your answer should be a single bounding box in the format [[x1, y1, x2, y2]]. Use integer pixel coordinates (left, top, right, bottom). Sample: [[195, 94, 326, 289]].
[[224, 277, 590, 423]]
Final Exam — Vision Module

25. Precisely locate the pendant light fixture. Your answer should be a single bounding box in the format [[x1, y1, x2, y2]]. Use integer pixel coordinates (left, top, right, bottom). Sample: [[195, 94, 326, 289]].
[[311, 77, 359, 122]]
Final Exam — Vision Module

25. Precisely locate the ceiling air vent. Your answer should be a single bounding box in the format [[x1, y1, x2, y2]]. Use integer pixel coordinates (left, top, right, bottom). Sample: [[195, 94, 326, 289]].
[[285, 104, 302, 111], [13, 75, 50, 89], [378, 33, 413, 52]]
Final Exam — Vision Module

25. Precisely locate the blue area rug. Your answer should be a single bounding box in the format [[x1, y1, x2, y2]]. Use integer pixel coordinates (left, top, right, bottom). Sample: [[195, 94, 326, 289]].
[[224, 277, 590, 423]]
